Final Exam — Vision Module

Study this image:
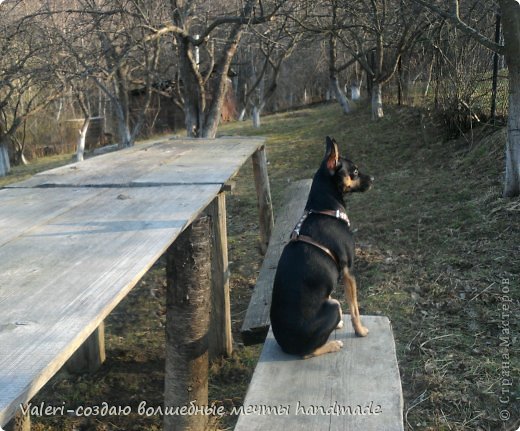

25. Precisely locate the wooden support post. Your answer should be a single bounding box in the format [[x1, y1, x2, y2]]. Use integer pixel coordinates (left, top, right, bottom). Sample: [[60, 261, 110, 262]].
[[164, 216, 212, 431], [252, 145, 274, 255], [206, 193, 233, 360], [5, 406, 30, 431], [66, 323, 106, 374]]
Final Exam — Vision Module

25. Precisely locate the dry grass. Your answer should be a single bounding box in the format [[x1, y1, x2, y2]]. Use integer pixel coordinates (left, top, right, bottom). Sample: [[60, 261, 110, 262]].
[[5, 101, 518, 431]]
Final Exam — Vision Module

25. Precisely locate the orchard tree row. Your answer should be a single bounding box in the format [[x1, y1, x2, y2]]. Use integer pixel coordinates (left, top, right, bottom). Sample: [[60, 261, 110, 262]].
[[0, 0, 518, 196]]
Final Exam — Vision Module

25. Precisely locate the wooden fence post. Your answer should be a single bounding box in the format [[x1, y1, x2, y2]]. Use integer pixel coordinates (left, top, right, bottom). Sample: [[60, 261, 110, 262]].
[[206, 193, 233, 360], [252, 145, 274, 255], [164, 215, 212, 431]]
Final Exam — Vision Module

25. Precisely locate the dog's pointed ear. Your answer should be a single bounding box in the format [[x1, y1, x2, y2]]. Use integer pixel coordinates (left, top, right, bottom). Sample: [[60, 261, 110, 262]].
[[325, 136, 339, 174]]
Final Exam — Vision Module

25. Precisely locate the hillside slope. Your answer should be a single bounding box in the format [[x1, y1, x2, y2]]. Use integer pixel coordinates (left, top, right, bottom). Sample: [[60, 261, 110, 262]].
[[221, 103, 519, 431]]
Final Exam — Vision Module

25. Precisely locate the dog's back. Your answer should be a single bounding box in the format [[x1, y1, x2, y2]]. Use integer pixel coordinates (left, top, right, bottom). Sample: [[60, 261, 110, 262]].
[[270, 234, 342, 356]]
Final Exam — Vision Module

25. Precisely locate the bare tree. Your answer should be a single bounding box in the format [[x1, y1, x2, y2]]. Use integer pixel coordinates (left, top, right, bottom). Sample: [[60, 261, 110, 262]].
[[328, 0, 352, 114], [43, 0, 162, 149], [237, 15, 301, 126], [0, 1, 61, 176], [335, 0, 428, 119], [67, 83, 93, 162], [413, 0, 520, 197], [287, 0, 425, 118], [82, 0, 161, 148], [287, 1, 353, 113], [267, 34, 329, 109], [146, 0, 286, 138]]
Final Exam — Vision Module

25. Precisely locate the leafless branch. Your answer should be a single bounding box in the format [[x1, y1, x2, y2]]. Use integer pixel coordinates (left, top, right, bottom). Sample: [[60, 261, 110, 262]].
[[412, 0, 504, 54]]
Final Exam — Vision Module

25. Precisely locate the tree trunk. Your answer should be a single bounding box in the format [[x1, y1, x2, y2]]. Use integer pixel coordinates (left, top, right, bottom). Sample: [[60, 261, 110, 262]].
[[371, 82, 384, 119], [367, 52, 375, 97], [178, 36, 203, 137], [252, 105, 261, 128], [115, 109, 132, 149], [397, 57, 403, 106], [424, 58, 434, 97], [371, 32, 385, 120], [114, 69, 134, 148], [202, 25, 243, 138], [328, 26, 350, 114], [0, 139, 10, 177], [330, 76, 350, 114], [76, 117, 90, 162], [164, 216, 211, 431], [14, 145, 28, 166], [500, 0, 520, 197], [13, 135, 28, 166], [503, 69, 520, 197], [351, 82, 361, 100]]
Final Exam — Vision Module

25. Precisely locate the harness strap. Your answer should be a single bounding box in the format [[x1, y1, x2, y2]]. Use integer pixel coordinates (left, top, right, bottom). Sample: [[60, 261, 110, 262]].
[[289, 208, 350, 271], [310, 209, 350, 226], [290, 234, 340, 269]]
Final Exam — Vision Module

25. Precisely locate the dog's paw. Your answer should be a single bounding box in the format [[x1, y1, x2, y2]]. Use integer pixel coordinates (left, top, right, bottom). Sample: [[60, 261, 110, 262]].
[[336, 320, 344, 330], [355, 325, 369, 337], [331, 340, 344, 351], [303, 340, 344, 359]]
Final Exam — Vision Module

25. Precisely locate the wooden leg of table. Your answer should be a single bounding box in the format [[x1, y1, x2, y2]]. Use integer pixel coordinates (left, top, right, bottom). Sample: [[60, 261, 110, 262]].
[[66, 323, 106, 374], [206, 193, 233, 360], [252, 145, 274, 255], [164, 215, 211, 431], [5, 406, 30, 431]]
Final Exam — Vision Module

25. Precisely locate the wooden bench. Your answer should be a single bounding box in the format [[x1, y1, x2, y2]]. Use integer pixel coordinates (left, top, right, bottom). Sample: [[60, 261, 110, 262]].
[[238, 180, 404, 430], [241, 179, 312, 345]]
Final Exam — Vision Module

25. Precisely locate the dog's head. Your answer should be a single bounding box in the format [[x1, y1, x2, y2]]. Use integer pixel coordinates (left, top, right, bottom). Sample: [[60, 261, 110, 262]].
[[323, 136, 373, 194]]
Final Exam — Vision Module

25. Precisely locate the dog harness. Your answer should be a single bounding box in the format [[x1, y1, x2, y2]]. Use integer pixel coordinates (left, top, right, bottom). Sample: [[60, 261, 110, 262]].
[[290, 209, 350, 270]]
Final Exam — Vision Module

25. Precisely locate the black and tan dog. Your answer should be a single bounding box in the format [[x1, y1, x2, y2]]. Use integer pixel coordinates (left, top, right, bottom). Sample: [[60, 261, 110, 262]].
[[270, 136, 373, 358]]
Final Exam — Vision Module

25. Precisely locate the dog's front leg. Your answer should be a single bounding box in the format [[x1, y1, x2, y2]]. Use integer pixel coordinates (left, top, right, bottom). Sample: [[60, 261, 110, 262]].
[[343, 268, 369, 337]]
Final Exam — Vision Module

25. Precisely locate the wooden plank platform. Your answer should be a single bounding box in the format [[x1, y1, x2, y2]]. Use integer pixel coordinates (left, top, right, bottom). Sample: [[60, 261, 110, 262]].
[[235, 315, 404, 431], [0, 137, 269, 428], [0, 185, 221, 426], [241, 179, 312, 345], [6, 137, 265, 188]]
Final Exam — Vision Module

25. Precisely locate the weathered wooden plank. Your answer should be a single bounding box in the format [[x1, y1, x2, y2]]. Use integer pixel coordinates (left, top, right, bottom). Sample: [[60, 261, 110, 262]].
[[5, 137, 180, 188], [6, 137, 265, 188], [0, 138, 264, 245], [134, 138, 265, 186], [235, 315, 404, 431], [0, 188, 102, 247], [252, 145, 275, 255], [0, 184, 220, 426], [241, 180, 312, 345], [206, 193, 233, 359]]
